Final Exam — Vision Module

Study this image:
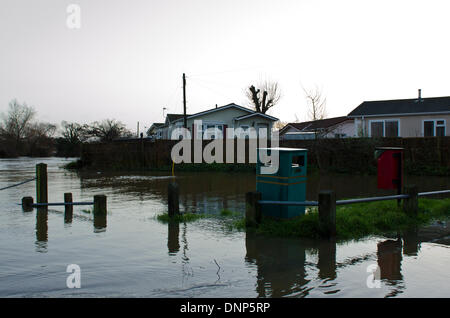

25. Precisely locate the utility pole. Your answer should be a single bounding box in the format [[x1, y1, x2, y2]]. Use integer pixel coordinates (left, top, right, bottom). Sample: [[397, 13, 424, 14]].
[[183, 73, 187, 128]]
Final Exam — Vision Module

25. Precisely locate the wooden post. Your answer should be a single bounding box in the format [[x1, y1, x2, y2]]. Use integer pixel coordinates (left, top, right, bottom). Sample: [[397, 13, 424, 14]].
[[93, 195, 107, 229], [64, 193, 73, 223], [36, 163, 48, 207], [93, 195, 107, 215], [22, 196, 34, 212], [245, 192, 262, 227], [318, 191, 336, 238], [403, 185, 418, 217], [168, 182, 180, 217]]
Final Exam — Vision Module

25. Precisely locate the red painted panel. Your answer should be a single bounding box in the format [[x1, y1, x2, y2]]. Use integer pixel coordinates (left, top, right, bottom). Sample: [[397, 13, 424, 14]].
[[377, 149, 403, 190]]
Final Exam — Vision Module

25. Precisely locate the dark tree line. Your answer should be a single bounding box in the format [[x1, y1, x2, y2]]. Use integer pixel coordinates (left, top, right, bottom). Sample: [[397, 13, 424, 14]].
[[0, 99, 132, 158]]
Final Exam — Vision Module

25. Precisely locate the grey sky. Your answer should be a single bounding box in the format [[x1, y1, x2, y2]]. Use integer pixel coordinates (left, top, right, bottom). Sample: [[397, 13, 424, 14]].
[[1, 0, 450, 132]]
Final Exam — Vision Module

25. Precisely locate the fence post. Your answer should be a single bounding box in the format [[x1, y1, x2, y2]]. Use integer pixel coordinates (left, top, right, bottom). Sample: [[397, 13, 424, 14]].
[[168, 182, 180, 217], [22, 196, 34, 212], [93, 195, 107, 229], [318, 191, 336, 238], [403, 185, 418, 217], [246, 192, 262, 227], [93, 195, 107, 215], [64, 193, 73, 223], [36, 163, 48, 207]]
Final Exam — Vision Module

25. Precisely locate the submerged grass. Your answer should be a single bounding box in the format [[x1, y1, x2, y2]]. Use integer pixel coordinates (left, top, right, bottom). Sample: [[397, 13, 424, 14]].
[[156, 209, 244, 230], [249, 198, 450, 241], [155, 199, 450, 241], [156, 212, 206, 223]]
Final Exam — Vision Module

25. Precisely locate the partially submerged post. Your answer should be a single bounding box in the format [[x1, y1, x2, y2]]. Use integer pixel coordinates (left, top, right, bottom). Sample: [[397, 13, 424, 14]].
[[318, 191, 336, 238], [403, 185, 418, 217], [64, 193, 73, 223], [22, 196, 34, 212], [93, 195, 107, 229], [93, 195, 107, 215], [245, 192, 262, 227], [36, 163, 48, 208], [168, 182, 180, 217]]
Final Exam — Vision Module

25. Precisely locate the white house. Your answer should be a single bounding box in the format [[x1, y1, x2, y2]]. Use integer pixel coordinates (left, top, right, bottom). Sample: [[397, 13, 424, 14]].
[[348, 91, 450, 137], [279, 116, 355, 139], [152, 103, 279, 139]]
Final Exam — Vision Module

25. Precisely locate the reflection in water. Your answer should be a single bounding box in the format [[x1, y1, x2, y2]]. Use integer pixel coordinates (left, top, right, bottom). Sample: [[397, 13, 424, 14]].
[[377, 239, 403, 281], [318, 239, 337, 280], [403, 228, 421, 256], [35, 208, 48, 252], [93, 213, 107, 232], [64, 205, 73, 224], [246, 233, 310, 297], [168, 222, 180, 255], [377, 239, 405, 297]]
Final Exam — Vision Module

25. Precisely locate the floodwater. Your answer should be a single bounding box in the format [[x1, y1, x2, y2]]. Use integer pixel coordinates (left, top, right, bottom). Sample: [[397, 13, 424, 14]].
[[0, 157, 449, 298]]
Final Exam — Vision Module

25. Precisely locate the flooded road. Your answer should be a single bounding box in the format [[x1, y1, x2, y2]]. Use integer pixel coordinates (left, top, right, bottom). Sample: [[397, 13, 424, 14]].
[[0, 157, 449, 297]]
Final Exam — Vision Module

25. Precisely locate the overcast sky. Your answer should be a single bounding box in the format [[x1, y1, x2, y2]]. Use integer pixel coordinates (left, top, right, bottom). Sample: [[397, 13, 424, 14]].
[[1, 0, 450, 132]]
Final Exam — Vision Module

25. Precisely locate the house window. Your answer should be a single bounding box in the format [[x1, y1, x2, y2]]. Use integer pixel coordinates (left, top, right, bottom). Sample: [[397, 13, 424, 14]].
[[423, 119, 446, 137], [257, 123, 270, 139], [369, 120, 399, 137], [385, 120, 399, 137], [202, 124, 224, 139], [370, 121, 384, 137]]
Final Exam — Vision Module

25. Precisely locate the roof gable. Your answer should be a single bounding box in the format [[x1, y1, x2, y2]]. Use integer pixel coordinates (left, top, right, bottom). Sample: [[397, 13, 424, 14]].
[[186, 103, 254, 120], [234, 112, 279, 121], [165, 114, 190, 125]]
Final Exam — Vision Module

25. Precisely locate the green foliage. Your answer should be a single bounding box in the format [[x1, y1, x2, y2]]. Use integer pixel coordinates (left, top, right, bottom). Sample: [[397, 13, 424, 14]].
[[156, 212, 205, 223], [237, 198, 450, 241], [153, 200, 450, 241]]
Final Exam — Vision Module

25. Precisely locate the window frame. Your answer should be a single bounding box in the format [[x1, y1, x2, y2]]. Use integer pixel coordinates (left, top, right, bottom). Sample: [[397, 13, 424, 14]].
[[368, 119, 400, 137], [422, 119, 446, 137], [201, 123, 225, 139]]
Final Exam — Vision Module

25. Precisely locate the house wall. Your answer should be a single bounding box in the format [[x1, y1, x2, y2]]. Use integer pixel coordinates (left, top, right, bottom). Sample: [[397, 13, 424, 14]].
[[355, 114, 450, 137], [234, 117, 274, 133], [187, 107, 250, 127], [280, 121, 355, 139], [165, 107, 277, 139], [323, 121, 355, 138]]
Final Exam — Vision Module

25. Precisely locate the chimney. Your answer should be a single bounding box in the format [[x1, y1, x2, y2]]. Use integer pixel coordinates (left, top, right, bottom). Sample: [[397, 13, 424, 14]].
[[418, 89, 422, 102]]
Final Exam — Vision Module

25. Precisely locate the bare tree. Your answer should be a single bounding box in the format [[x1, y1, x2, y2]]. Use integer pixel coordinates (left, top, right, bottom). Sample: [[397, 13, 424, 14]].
[[273, 121, 288, 130], [88, 119, 131, 142], [246, 80, 281, 114], [26, 122, 57, 156], [0, 99, 36, 146], [303, 85, 327, 121], [61, 121, 89, 144]]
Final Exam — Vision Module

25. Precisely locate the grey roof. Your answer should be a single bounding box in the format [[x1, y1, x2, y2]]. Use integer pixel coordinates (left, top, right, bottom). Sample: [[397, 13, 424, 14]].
[[166, 114, 190, 123], [281, 116, 350, 134], [170, 103, 279, 122], [348, 96, 450, 117]]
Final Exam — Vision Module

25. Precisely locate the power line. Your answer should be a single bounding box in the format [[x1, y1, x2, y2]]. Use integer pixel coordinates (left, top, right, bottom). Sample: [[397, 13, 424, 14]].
[[188, 78, 231, 100]]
